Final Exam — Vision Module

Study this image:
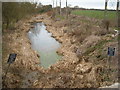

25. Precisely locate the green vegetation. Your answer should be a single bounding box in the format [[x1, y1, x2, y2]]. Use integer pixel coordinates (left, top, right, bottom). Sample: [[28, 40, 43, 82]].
[[71, 10, 116, 20], [56, 14, 65, 20], [2, 2, 52, 30], [39, 5, 52, 13], [84, 39, 114, 55], [3, 2, 37, 29]]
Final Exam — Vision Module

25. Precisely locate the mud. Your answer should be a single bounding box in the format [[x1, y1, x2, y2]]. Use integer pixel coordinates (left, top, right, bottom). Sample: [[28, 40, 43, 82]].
[[2, 13, 118, 88]]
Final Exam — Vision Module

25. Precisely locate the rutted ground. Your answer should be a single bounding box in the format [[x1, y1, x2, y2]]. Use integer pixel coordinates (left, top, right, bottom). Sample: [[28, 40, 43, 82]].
[[2, 13, 118, 88]]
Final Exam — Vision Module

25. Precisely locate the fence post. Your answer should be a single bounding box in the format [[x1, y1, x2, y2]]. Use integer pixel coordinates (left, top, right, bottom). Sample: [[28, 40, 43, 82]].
[[104, 0, 108, 19]]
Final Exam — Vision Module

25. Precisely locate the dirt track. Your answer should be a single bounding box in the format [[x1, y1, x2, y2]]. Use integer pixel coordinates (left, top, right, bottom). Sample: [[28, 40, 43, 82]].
[[2, 13, 118, 88]]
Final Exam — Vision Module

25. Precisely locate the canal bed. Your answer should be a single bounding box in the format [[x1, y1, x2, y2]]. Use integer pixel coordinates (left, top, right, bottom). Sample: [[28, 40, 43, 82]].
[[28, 22, 61, 68]]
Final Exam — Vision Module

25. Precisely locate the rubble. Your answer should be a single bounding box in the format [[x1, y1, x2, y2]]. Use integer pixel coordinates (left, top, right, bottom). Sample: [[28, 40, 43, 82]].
[[75, 62, 92, 74]]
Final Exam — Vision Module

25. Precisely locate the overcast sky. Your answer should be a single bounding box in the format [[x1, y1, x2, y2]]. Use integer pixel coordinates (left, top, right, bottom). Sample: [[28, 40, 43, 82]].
[[1, 0, 118, 9], [35, 0, 117, 9]]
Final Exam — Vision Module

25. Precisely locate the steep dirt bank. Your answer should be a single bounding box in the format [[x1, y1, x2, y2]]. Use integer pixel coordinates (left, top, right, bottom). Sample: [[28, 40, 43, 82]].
[[2, 15, 44, 88], [2, 13, 118, 88]]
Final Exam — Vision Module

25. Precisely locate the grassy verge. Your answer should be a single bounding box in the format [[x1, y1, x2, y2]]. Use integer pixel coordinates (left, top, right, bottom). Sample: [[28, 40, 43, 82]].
[[84, 39, 114, 56], [71, 10, 116, 20]]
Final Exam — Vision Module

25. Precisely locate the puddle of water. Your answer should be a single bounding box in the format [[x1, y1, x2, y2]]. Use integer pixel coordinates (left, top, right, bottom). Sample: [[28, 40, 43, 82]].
[[28, 22, 61, 68]]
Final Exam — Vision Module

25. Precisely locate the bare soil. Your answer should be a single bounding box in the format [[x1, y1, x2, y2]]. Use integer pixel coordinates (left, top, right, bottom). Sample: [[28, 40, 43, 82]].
[[2, 13, 118, 88]]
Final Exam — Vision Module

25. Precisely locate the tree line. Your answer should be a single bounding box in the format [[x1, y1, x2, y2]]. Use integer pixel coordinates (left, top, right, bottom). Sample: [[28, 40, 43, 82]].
[[2, 2, 52, 30]]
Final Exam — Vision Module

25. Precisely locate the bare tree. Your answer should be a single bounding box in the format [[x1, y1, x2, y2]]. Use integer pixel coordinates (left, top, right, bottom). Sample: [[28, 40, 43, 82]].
[[66, 0, 68, 19], [66, 0, 67, 9], [103, 0, 110, 31], [52, 0, 55, 19], [60, 0, 61, 14], [53, 0, 54, 8], [104, 0, 108, 18], [56, 0, 57, 7], [55, 0, 58, 17]]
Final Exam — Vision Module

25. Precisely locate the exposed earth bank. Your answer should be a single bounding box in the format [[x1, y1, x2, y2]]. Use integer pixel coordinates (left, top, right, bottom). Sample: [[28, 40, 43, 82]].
[[2, 13, 118, 88]]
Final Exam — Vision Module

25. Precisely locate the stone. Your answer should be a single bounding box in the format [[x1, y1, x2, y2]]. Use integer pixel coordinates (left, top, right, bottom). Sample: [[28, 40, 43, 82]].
[[33, 80, 39, 86], [75, 62, 92, 74]]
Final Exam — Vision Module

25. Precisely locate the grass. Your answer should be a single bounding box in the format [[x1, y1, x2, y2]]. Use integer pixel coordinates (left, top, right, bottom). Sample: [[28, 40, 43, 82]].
[[71, 10, 116, 20], [84, 39, 114, 56], [56, 14, 65, 20]]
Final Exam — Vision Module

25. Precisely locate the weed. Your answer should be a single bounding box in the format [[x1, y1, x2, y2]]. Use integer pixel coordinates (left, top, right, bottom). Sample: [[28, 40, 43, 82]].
[[84, 39, 114, 55]]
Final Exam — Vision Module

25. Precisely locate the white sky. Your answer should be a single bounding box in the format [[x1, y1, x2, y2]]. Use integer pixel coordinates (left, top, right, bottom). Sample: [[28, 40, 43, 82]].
[[1, 0, 118, 9], [35, 0, 118, 9]]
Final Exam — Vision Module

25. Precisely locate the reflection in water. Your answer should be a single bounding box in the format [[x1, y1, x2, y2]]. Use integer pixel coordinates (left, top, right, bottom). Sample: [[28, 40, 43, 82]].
[[28, 23, 61, 68]]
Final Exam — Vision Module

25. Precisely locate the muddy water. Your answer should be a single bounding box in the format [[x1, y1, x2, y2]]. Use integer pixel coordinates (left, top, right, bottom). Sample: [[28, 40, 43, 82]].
[[28, 22, 61, 68]]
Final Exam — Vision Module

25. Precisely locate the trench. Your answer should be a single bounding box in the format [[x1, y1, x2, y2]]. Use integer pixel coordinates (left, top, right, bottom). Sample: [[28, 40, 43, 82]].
[[28, 22, 61, 68]]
